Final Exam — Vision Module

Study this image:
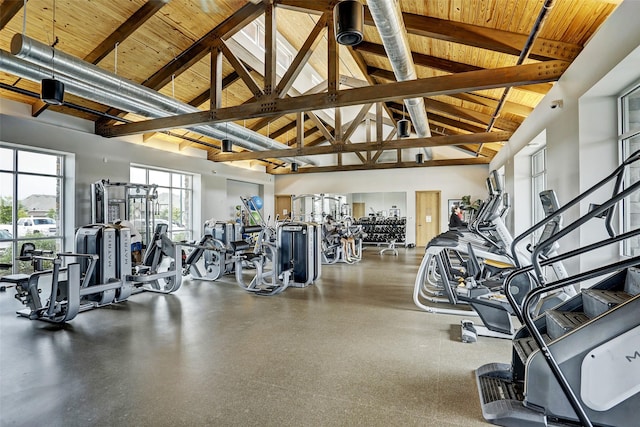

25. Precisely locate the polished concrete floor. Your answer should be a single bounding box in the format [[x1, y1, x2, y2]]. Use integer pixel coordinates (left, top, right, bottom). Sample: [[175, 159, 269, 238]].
[[0, 247, 511, 426]]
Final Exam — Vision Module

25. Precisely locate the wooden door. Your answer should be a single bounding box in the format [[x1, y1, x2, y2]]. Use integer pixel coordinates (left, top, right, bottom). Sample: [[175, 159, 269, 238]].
[[352, 202, 365, 219], [275, 195, 292, 220], [415, 191, 441, 247]]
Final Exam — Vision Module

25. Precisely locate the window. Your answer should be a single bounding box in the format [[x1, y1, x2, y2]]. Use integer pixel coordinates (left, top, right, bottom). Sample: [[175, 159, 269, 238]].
[[0, 145, 64, 275], [531, 148, 547, 239], [620, 83, 640, 256], [130, 165, 193, 241]]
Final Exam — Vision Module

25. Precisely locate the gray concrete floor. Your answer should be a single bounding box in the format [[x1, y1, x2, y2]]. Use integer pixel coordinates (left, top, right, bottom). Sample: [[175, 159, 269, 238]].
[[0, 247, 511, 426]]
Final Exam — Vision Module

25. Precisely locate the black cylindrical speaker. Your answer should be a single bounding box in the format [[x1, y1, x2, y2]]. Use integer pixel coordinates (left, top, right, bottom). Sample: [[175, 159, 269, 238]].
[[397, 119, 411, 138], [334, 1, 364, 46], [291, 162, 299, 172], [416, 153, 424, 164], [221, 139, 233, 153], [41, 78, 64, 105]]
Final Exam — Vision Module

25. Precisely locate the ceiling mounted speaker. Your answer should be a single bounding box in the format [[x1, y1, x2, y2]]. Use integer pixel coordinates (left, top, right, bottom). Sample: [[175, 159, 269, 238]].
[[334, 0, 364, 46], [291, 162, 299, 172], [397, 119, 411, 138], [221, 138, 233, 153], [41, 78, 64, 105]]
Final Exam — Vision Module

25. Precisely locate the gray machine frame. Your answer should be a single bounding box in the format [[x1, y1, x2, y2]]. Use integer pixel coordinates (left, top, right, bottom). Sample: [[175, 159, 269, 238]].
[[475, 149, 640, 427], [1, 223, 182, 323]]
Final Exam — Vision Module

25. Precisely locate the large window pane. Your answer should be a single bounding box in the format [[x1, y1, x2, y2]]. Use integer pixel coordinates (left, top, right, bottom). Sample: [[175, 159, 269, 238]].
[[130, 166, 146, 184], [131, 165, 194, 242], [623, 133, 640, 256], [17, 151, 60, 175], [0, 147, 13, 170], [17, 175, 61, 237], [0, 145, 64, 276], [623, 86, 640, 134], [149, 169, 170, 187], [0, 172, 13, 227], [621, 82, 640, 256]]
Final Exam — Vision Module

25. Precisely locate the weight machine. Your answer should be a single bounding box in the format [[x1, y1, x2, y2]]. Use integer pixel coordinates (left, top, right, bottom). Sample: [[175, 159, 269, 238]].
[[1, 223, 182, 323], [91, 179, 158, 247]]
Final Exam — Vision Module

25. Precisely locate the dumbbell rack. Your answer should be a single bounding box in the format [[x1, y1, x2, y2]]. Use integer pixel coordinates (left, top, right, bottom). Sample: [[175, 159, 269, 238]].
[[354, 217, 406, 252]]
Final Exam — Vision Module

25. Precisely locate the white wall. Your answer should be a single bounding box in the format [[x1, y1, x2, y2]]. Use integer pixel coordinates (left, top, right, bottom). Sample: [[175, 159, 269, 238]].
[[275, 165, 489, 245], [0, 99, 275, 248], [491, 0, 640, 275]]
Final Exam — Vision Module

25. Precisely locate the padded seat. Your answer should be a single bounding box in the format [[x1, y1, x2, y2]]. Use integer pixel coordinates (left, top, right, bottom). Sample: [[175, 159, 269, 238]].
[[0, 273, 30, 284]]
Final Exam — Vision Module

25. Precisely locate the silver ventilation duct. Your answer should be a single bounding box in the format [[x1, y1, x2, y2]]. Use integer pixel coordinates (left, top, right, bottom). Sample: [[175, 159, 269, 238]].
[[9, 34, 315, 166], [366, 0, 432, 160]]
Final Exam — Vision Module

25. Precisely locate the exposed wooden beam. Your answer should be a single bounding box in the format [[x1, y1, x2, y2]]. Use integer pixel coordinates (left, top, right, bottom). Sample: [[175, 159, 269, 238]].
[[221, 40, 264, 99], [296, 111, 303, 148], [427, 112, 487, 134], [141, 1, 265, 90], [31, 100, 48, 117], [277, 0, 582, 61], [343, 103, 373, 143], [97, 60, 568, 138], [264, 2, 277, 95], [271, 118, 299, 139], [211, 131, 512, 161], [267, 156, 491, 174], [84, 0, 168, 64], [457, 143, 498, 158], [307, 111, 335, 144], [0, 0, 25, 31], [210, 48, 223, 110], [357, 41, 481, 74], [190, 71, 240, 108], [275, 12, 329, 98], [450, 93, 533, 118], [285, 126, 323, 145], [346, 44, 398, 131], [368, 65, 552, 96], [388, 99, 521, 132], [95, 3, 263, 127], [395, 13, 580, 62]]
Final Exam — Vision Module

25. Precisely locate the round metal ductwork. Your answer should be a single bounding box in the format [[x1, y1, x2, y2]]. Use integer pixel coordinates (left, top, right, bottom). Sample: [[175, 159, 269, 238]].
[[334, 1, 364, 46]]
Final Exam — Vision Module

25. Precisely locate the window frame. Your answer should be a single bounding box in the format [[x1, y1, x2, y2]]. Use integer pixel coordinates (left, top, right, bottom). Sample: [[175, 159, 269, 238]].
[[0, 144, 65, 275], [618, 81, 640, 256], [130, 164, 194, 241]]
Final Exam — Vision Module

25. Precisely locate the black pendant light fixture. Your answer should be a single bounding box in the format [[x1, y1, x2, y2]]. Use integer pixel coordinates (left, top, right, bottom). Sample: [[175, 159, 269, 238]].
[[291, 162, 299, 173], [334, 0, 364, 46], [397, 101, 411, 138], [41, 76, 64, 105], [41, 0, 64, 105], [415, 153, 424, 164], [397, 119, 411, 138], [221, 138, 233, 153]]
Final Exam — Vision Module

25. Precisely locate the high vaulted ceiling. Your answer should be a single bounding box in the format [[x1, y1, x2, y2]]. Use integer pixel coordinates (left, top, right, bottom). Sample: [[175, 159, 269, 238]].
[[0, 0, 620, 174]]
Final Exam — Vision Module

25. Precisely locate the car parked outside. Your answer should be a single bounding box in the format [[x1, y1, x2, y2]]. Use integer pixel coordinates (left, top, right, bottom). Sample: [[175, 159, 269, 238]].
[[0, 229, 12, 255], [16, 217, 57, 236]]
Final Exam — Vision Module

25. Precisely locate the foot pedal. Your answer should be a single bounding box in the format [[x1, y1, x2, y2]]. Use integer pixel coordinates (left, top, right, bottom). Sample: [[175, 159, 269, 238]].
[[461, 320, 477, 343]]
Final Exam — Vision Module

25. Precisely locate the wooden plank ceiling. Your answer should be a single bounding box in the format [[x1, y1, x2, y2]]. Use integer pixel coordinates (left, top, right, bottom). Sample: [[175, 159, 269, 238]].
[[0, 0, 620, 174]]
